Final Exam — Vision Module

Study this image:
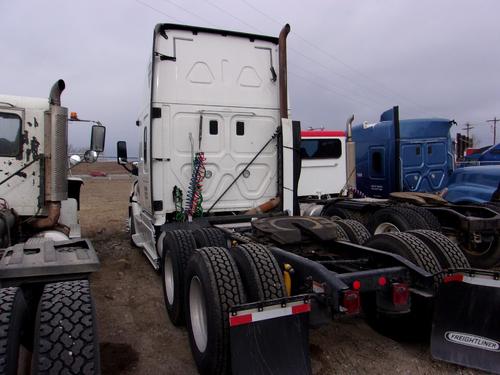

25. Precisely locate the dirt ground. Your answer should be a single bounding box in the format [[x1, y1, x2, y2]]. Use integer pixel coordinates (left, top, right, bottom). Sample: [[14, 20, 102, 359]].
[[78, 163, 482, 375]]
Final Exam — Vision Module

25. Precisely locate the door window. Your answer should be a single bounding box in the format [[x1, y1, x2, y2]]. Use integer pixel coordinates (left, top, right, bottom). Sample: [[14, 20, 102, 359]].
[[300, 139, 342, 159], [370, 148, 385, 178], [0, 112, 21, 157]]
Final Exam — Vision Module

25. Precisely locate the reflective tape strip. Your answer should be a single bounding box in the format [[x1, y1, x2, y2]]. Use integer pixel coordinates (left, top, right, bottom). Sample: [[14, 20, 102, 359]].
[[229, 301, 310, 327], [463, 275, 500, 288], [443, 273, 500, 288]]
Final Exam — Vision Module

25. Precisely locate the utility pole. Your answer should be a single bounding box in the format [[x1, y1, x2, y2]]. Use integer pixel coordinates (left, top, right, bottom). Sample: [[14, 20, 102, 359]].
[[462, 122, 474, 141], [486, 117, 499, 144]]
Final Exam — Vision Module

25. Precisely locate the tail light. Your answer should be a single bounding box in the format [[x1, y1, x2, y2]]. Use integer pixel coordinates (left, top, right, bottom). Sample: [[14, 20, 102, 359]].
[[341, 290, 360, 315], [444, 274, 463, 283], [392, 283, 409, 306]]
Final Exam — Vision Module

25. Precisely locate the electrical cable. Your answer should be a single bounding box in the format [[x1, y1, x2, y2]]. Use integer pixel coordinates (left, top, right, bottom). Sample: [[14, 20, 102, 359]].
[[237, 0, 433, 115], [207, 128, 279, 213], [135, 0, 402, 110]]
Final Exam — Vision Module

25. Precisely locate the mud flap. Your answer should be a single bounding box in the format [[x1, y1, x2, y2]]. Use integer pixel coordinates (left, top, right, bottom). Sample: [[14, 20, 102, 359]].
[[229, 297, 312, 375], [431, 273, 500, 374]]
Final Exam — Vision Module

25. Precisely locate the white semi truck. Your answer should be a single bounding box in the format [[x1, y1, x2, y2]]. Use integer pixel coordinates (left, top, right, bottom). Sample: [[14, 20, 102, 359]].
[[117, 24, 500, 375], [0, 80, 104, 374]]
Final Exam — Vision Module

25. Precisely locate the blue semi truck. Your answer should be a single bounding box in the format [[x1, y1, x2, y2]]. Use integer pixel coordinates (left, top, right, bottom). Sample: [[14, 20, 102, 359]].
[[352, 106, 455, 198], [298, 109, 500, 268]]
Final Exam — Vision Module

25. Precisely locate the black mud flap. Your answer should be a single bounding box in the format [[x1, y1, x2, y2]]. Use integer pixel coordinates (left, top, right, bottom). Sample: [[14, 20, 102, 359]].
[[229, 297, 312, 375], [431, 272, 500, 374]]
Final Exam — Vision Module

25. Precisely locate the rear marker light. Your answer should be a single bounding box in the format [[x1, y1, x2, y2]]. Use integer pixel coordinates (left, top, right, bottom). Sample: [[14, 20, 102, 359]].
[[444, 274, 464, 283], [342, 290, 360, 315], [378, 276, 387, 286], [392, 283, 409, 306], [352, 280, 361, 290]]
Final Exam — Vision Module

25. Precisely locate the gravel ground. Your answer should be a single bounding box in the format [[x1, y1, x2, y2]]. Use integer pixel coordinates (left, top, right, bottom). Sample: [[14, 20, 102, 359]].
[[78, 164, 484, 375]]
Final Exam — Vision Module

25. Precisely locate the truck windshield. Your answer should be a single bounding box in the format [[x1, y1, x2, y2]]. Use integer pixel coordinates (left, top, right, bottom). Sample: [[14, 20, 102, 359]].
[[301, 138, 342, 159], [0, 112, 21, 157]]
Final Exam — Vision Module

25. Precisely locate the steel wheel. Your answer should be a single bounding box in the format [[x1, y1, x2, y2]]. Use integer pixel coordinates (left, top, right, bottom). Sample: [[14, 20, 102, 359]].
[[374, 222, 401, 234], [164, 254, 175, 305], [189, 276, 208, 353]]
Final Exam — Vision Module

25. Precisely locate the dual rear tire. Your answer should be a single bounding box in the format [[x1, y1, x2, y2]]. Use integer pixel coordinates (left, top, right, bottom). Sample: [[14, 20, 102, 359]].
[[0, 281, 100, 375], [0, 287, 26, 375], [363, 230, 467, 336], [184, 244, 285, 375], [161, 229, 286, 375]]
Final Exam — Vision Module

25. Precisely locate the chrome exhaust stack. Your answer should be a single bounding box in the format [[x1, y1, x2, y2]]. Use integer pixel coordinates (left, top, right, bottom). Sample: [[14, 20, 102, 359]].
[[33, 80, 68, 230], [345, 114, 356, 190], [279, 24, 290, 120]]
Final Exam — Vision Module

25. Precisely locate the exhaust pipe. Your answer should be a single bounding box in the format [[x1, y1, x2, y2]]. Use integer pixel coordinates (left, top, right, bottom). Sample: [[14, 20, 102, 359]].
[[276, 24, 291, 212], [32, 80, 68, 232], [279, 24, 290, 119], [31, 202, 61, 230], [345, 115, 356, 190], [49, 79, 66, 106]]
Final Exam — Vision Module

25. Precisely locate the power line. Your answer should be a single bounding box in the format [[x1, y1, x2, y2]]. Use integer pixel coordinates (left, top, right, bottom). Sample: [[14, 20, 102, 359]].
[[134, 0, 392, 110], [133, 0, 427, 115], [202, 0, 400, 110], [133, 0, 182, 23], [159, 0, 217, 28], [288, 70, 379, 110], [486, 116, 499, 144], [237, 0, 432, 115], [288, 62, 387, 108]]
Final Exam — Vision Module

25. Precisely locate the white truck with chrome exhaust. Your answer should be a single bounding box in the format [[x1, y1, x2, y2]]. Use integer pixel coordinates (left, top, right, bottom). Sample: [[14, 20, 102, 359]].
[[118, 24, 500, 375], [0, 80, 104, 374]]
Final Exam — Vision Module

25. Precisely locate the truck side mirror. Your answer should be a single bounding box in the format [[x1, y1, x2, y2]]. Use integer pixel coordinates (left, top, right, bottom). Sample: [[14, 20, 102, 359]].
[[91, 125, 106, 153], [117, 141, 128, 165], [84, 150, 98, 163]]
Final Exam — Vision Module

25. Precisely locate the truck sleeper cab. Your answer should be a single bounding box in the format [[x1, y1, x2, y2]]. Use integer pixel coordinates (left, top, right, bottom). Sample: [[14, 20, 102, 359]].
[[299, 130, 346, 198], [120, 24, 289, 268], [353, 107, 454, 198]]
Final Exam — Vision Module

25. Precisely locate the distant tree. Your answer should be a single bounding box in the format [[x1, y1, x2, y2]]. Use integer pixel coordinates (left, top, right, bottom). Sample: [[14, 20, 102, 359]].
[[68, 144, 87, 154]]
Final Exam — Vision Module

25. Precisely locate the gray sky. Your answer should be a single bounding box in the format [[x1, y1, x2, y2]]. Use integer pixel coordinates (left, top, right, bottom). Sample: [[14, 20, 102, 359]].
[[1, 0, 499, 155]]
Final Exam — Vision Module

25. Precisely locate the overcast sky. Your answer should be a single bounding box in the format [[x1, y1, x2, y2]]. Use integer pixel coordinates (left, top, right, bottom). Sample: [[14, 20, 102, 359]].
[[1, 0, 499, 155]]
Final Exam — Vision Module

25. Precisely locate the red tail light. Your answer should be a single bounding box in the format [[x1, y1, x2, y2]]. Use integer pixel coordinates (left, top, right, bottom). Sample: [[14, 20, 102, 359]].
[[444, 274, 463, 283], [392, 283, 409, 306], [341, 290, 360, 315], [378, 276, 387, 286]]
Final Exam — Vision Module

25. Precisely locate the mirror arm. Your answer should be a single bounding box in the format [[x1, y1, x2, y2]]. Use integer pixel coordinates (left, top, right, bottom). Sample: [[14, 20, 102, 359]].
[[120, 163, 138, 176], [68, 160, 82, 170]]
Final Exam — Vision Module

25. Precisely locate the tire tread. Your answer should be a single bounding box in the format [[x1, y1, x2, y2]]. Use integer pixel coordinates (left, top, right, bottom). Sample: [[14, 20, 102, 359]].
[[32, 280, 99, 375]]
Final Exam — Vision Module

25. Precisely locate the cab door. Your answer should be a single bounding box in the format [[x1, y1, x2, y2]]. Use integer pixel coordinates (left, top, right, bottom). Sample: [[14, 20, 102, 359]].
[[0, 108, 41, 215]]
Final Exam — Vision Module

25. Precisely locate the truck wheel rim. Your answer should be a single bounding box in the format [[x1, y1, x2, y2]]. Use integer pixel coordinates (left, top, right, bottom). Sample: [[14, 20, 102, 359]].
[[374, 222, 400, 234], [463, 240, 494, 257], [164, 255, 174, 305], [189, 276, 208, 353]]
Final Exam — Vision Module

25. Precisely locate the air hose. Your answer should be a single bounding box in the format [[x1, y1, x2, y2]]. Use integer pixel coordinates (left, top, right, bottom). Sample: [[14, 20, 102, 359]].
[[173, 186, 185, 222], [185, 152, 206, 221]]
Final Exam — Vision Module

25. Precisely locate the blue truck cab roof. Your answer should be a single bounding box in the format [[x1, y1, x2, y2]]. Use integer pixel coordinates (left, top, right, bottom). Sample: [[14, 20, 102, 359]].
[[353, 108, 453, 198]]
